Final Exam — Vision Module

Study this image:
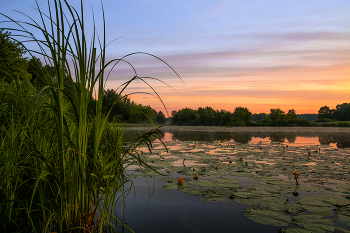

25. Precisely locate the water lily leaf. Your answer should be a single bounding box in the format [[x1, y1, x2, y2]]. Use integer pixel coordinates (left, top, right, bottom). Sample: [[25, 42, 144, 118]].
[[322, 195, 350, 206], [242, 209, 291, 226], [229, 172, 254, 177], [234, 191, 255, 198], [286, 228, 312, 233], [235, 197, 261, 205], [296, 196, 332, 207], [301, 205, 332, 212], [338, 214, 350, 226], [194, 187, 209, 196], [335, 227, 350, 233], [303, 222, 335, 233], [294, 185, 323, 192], [291, 214, 334, 227], [189, 180, 216, 187], [182, 187, 201, 196], [163, 182, 190, 190]]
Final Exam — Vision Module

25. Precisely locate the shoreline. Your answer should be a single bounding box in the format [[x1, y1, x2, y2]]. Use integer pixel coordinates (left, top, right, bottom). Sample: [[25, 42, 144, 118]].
[[126, 125, 350, 133]]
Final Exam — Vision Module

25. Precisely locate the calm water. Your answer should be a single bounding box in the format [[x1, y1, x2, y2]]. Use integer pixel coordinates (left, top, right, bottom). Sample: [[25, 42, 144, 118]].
[[119, 130, 350, 233], [160, 130, 350, 148]]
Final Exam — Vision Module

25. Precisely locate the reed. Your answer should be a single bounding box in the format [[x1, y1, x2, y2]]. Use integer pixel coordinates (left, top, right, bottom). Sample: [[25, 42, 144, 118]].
[[0, 0, 179, 232]]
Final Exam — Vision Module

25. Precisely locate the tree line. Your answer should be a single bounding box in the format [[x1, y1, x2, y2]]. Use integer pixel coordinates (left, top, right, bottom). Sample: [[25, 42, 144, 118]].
[[171, 105, 350, 126], [318, 104, 350, 121], [171, 107, 307, 126]]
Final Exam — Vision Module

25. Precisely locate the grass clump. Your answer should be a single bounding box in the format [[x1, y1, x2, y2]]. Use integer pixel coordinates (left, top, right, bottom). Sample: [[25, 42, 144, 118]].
[[0, 0, 178, 232]]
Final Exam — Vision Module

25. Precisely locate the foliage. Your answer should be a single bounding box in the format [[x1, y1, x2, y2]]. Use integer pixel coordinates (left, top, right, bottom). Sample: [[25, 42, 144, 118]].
[[252, 113, 267, 121], [318, 106, 333, 119], [156, 111, 166, 124], [0, 1, 178, 232], [318, 103, 350, 121], [102, 89, 158, 123], [0, 29, 31, 83], [233, 107, 252, 125]]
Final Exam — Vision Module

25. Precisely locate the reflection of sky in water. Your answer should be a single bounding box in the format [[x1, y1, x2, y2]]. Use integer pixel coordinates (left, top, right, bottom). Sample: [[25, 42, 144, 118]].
[[157, 131, 350, 148]]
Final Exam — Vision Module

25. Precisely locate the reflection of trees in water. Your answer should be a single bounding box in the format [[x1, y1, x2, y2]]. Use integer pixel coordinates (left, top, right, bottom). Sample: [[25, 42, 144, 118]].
[[124, 131, 159, 143], [319, 133, 350, 148], [127, 130, 350, 148], [269, 133, 286, 143], [169, 131, 238, 143]]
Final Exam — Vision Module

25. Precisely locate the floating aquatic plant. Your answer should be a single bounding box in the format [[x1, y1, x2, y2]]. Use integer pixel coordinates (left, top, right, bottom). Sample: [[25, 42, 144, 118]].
[[293, 172, 300, 185], [178, 178, 184, 184]]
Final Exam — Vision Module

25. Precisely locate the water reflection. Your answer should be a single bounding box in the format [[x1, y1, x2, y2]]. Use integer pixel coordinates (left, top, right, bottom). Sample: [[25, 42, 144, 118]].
[[164, 130, 350, 148]]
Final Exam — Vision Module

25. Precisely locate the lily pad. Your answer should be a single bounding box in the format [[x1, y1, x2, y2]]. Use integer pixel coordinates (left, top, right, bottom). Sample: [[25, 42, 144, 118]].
[[242, 209, 291, 226], [189, 180, 216, 187], [303, 222, 335, 233], [235, 197, 261, 205], [301, 205, 332, 213], [338, 214, 350, 226], [182, 187, 202, 196], [163, 182, 190, 190], [234, 191, 255, 198], [291, 214, 334, 228], [296, 196, 332, 207]]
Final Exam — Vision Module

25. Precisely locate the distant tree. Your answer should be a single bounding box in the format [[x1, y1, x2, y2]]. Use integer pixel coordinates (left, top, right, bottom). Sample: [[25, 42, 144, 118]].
[[318, 106, 333, 119], [156, 111, 166, 124], [286, 109, 297, 121], [268, 108, 287, 124], [333, 103, 350, 121], [252, 113, 267, 121], [197, 106, 216, 125], [0, 29, 31, 83], [171, 108, 199, 125], [233, 107, 252, 123]]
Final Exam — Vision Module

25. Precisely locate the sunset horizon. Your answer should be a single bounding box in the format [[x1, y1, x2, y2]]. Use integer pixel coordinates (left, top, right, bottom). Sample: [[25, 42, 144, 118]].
[[2, 0, 349, 115]]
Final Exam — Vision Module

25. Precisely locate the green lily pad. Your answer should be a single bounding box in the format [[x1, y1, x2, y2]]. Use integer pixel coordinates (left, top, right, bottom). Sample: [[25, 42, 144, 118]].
[[291, 214, 334, 227], [229, 172, 254, 177], [182, 187, 202, 196], [234, 191, 255, 198], [301, 205, 332, 212], [296, 196, 332, 207], [339, 214, 350, 226], [322, 195, 350, 206], [242, 209, 291, 226], [235, 197, 261, 205], [163, 182, 190, 190], [335, 227, 350, 233], [303, 222, 335, 233], [189, 180, 216, 187]]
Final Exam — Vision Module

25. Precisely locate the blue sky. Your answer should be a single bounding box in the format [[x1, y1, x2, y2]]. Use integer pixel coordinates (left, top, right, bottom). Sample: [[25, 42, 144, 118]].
[[1, 0, 350, 114]]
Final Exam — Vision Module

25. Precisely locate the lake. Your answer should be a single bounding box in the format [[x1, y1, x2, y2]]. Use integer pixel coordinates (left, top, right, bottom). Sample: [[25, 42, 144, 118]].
[[118, 128, 350, 233]]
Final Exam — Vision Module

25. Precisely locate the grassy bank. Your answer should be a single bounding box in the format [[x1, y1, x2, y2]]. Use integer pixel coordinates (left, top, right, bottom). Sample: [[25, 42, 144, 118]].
[[0, 1, 175, 232]]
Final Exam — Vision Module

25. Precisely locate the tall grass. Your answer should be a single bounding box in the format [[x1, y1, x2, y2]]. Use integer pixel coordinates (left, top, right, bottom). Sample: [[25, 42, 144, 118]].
[[0, 0, 179, 232]]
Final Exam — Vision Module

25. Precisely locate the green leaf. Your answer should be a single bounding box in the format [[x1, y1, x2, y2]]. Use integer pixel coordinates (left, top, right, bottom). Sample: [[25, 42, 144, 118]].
[[303, 222, 335, 233], [338, 214, 350, 226], [189, 180, 216, 187], [242, 209, 291, 226], [163, 182, 190, 190]]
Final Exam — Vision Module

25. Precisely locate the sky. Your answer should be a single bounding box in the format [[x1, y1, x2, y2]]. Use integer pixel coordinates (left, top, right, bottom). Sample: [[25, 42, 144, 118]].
[[1, 0, 350, 115]]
